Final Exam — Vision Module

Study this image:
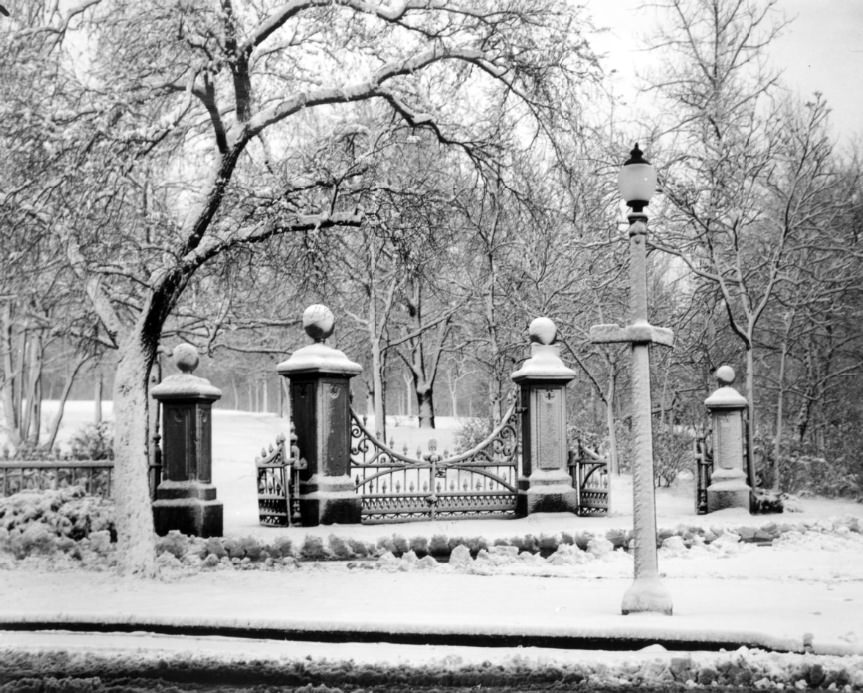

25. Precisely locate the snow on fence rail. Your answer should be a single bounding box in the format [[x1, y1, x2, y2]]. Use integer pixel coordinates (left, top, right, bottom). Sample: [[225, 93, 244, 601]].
[[0, 460, 114, 498]]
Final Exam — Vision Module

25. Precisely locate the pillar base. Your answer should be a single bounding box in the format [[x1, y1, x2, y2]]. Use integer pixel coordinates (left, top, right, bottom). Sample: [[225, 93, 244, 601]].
[[299, 475, 362, 526], [518, 471, 578, 515], [153, 481, 223, 537], [707, 469, 750, 513], [621, 576, 673, 615]]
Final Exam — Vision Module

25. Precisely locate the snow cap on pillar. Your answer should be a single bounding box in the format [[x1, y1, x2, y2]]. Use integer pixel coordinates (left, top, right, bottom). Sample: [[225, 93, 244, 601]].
[[151, 344, 221, 401], [511, 317, 575, 382], [705, 365, 747, 409], [278, 304, 362, 376]]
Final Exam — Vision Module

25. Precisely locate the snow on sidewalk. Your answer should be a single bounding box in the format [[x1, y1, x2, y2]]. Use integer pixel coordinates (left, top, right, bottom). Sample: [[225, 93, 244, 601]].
[[3, 528, 861, 657]]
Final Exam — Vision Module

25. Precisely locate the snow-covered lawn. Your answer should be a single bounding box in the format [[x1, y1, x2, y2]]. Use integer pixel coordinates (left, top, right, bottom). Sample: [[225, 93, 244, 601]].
[[2, 403, 863, 689]]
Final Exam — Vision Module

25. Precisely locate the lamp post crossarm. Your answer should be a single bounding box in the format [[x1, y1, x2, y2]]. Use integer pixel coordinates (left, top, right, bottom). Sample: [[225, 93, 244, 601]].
[[589, 323, 674, 348]]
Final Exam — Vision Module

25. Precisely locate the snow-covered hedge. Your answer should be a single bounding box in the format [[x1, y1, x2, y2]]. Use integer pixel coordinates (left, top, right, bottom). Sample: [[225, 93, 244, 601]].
[[0, 487, 115, 563], [1, 487, 860, 573]]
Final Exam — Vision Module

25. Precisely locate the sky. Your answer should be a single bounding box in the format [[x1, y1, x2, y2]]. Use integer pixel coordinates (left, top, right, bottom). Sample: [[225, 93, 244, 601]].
[[585, 0, 863, 150]]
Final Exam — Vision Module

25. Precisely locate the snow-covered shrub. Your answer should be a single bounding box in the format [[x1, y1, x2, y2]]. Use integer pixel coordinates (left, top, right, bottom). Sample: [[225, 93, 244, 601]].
[[239, 536, 263, 561], [751, 489, 784, 514], [300, 535, 329, 560], [219, 537, 243, 560], [428, 533, 449, 556], [328, 534, 354, 559], [447, 535, 487, 555], [391, 534, 409, 555], [455, 418, 492, 453], [155, 531, 189, 559], [653, 430, 692, 487], [0, 487, 115, 551], [586, 536, 614, 558], [754, 434, 861, 498], [69, 422, 114, 460], [510, 533, 542, 554], [10, 523, 57, 558], [782, 454, 859, 498], [605, 528, 629, 550], [546, 543, 591, 566], [375, 535, 398, 555], [268, 536, 293, 559], [87, 529, 112, 554], [408, 535, 428, 556], [347, 537, 370, 557]]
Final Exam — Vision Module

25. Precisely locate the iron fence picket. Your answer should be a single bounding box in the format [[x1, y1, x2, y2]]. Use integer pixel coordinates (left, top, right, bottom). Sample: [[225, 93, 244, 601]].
[[0, 460, 114, 498]]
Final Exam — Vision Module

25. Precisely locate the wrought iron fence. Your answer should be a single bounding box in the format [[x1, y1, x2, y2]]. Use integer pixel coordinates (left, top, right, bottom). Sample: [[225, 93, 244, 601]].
[[568, 440, 609, 516], [350, 396, 522, 523], [0, 460, 113, 498], [255, 429, 306, 526]]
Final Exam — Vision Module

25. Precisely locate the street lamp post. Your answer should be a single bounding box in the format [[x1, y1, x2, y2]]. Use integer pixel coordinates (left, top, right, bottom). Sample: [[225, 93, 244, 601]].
[[590, 144, 673, 615]]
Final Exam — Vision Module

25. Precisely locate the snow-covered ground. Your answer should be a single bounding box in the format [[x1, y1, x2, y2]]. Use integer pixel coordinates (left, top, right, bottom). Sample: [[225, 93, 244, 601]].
[[2, 403, 863, 689]]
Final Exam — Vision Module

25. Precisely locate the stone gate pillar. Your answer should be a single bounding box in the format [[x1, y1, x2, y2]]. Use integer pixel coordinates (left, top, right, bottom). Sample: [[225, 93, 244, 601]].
[[151, 344, 223, 537], [277, 305, 363, 526], [705, 365, 751, 513], [511, 317, 578, 515]]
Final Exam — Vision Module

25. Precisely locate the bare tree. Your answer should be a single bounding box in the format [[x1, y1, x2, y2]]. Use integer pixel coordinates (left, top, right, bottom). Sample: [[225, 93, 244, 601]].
[[3, 0, 596, 575], [645, 0, 818, 487]]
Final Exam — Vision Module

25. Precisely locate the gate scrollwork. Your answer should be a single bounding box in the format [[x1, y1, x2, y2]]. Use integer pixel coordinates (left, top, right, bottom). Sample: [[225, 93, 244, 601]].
[[350, 394, 522, 523]]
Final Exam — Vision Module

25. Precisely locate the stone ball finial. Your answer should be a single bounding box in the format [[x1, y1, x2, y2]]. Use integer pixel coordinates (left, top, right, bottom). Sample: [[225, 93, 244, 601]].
[[173, 343, 199, 374], [716, 365, 736, 386], [303, 304, 335, 343], [528, 317, 557, 345]]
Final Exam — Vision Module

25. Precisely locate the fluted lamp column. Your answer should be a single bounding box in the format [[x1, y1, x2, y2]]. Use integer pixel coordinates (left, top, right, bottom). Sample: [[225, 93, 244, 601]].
[[590, 144, 673, 615]]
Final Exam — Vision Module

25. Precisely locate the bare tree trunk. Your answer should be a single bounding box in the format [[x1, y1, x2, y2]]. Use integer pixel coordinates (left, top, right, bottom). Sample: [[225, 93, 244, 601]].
[[368, 296, 386, 439], [371, 349, 385, 437], [21, 331, 43, 446], [94, 372, 103, 425], [230, 375, 239, 410], [46, 355, 92, 451], [0, 303, 20, 444], [606, 369, 619, 475], [416, 383, 435, 429], [402, 370, 413, 418], [448, 375, 458, 419], [773, 330, 789, 491], [29, 364, 42, 446], [113, 332, 158, 577], [282, 378, 291, 421], [745, 346, 757, 490], [147, 353, 161, 468], [278, 377, 286, 418], [365, 388, 375, 420], [17, 332, 32, 444]]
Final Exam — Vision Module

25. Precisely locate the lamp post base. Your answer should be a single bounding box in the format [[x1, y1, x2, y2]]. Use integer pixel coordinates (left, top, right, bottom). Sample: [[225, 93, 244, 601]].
[[621, 576, 673, 615]]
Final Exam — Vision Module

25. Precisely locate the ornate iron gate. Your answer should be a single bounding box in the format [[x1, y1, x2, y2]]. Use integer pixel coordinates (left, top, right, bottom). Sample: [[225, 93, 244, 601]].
[[255, 430, 306, 526], [350, 397, 522, 523], [568, 440, 609, 516], [694, 435, 713, 515]]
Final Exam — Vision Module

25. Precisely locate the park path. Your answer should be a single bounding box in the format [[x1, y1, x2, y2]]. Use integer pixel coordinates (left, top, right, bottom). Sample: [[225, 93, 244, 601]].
[[2, 552, 861, 656]]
